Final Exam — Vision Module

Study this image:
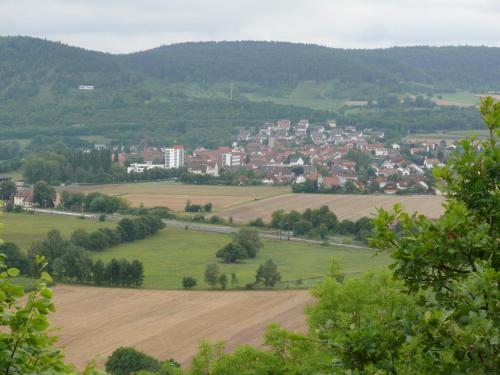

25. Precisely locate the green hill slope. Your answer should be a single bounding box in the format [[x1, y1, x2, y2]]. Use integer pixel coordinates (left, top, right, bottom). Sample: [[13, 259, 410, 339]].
[[0, 37, 495, 146]]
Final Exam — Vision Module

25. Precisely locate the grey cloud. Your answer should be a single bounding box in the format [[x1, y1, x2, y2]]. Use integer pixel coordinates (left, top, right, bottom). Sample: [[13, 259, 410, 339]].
[[0, 0, 498, 53]]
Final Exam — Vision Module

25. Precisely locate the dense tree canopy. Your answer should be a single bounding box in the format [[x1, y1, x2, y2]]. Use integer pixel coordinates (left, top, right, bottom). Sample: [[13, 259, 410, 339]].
[[0, 37, 494, 147]]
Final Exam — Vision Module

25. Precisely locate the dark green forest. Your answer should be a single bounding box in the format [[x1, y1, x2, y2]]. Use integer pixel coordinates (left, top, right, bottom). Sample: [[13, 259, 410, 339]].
[[0, 36, 497, 146]]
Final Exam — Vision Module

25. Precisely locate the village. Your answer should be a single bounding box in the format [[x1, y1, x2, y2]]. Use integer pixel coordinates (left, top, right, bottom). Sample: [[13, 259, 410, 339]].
[[123, 118, 450, 195]]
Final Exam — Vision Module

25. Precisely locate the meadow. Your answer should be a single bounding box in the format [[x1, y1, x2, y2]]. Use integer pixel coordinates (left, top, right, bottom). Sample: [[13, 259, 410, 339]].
[[1, 212, 114, 250], [64, 182, 290, 212], [91, 229, 390, 290], [405, 128, 490, 143]]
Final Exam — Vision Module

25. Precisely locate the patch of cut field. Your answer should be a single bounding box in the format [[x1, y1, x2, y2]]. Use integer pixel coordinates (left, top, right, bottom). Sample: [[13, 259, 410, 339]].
[[52, 285, 313, 369], [218, 193, 445, 223], [124, 194, 254, 211], [64, 182, 290, 211]]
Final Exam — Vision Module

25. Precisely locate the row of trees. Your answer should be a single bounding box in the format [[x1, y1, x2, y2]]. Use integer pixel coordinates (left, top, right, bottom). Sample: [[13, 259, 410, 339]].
[[184, 200, 212, 213], [22, 149, 113, 184], [1, 230, 144, 287], [60, 190, 129, 213], [70, 216, 165, 252], [265, 205, 373, 242], [203, 258, 281, 290]]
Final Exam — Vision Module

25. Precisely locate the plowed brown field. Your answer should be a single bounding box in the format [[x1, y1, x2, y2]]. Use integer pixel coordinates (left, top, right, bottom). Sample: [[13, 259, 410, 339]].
[[51, 285, 313, 369], [218, 193, 445, 222]]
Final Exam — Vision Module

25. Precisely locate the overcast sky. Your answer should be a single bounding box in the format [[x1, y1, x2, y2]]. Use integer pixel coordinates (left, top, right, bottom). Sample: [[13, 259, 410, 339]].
[[1, 0, 499, 53]]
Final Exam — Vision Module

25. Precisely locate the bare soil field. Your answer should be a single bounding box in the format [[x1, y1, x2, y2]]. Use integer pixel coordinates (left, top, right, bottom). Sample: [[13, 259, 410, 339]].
[[51, 285, 313, 369], [64, 183, 290, 211], [218, 193, 445, 223]]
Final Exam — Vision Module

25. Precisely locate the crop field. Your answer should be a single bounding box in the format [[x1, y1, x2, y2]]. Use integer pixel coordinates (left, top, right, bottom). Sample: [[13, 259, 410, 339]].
[[52, 285, 313, 369], [91, 229, 390, 290], [218, 193, 445, 223], [64, 182, 290, 212], [1, 212, 114, 250]]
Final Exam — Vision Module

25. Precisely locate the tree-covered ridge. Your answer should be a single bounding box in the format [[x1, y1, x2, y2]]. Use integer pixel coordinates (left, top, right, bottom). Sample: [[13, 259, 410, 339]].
[[125, 41, 500, 88], [0, 36, 138, 98], [2, 37, 500, 92], [0, 36, 494, 147]]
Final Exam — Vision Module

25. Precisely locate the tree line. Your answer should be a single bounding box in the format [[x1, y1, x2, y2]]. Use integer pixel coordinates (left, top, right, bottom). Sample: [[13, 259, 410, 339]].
[[60, 191, 129, 213], [250, 205, 373, 243], [0, 215, 164, 286], [0, 230, 143, 287]]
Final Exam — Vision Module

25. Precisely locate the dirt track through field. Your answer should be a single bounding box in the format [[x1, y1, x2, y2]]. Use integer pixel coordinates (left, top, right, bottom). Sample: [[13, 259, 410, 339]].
[[218, 193, 445, 223], [51, 285, 313, 369]]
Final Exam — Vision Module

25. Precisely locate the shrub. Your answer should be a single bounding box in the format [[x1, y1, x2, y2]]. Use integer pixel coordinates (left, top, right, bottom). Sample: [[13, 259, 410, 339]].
[[216, 243, 247, 263], [182, 276, 197, 289], [249, 217, 266, 227], [105, 347, 161, 375]]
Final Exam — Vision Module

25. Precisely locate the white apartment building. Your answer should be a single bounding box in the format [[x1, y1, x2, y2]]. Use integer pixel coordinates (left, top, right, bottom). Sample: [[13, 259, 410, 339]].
[[165, 146, 185, 169]]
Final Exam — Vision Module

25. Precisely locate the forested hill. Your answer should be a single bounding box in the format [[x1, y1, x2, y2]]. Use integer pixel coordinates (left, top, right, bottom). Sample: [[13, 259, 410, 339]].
[[0, 36, 497, 146], [124, 41, 500, 88], [0, 36, 140, 96], [2, 37, 500, 90]]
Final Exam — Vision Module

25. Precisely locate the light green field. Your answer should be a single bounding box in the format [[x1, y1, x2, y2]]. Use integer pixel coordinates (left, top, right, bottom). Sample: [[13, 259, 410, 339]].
[[433, 91, 479, 106], [79, 135, 112, 144], [1, 213, 114, 250], [244, 80, 345, 111], [91, 229, 390, 290], [405, 129, 490, 142], [1, 171, 23, 181]]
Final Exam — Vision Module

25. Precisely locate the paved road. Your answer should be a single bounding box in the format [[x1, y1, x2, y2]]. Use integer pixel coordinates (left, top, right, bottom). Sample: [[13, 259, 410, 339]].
[[163, 220, 374, 250], [28, 208, 373, 250]]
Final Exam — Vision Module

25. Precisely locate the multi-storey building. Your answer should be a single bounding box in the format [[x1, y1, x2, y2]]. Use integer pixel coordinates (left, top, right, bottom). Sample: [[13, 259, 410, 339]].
[[165, 146, 185, 169]]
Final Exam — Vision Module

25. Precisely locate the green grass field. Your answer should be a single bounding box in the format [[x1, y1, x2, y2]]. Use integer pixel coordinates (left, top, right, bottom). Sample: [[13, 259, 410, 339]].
[[1, 212, 114, 250], [244, 80, 345, 111], [405, 129, 490, 142], [433, 91, 479, 106], [91, 229, 390, 290]]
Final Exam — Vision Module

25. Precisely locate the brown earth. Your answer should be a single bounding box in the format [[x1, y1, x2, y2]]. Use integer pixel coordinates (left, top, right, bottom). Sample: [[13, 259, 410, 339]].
[[63, 183, 290, 211], [218, 193, 445, 223], [51, 285, 313, 369], [123, 194, 254, 211]]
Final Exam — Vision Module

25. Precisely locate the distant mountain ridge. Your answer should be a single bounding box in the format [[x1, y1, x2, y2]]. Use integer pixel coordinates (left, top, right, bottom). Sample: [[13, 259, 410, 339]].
[[124, 41, 500, 88], [0, 36, 495, 146], [1, 36, 500, 92]]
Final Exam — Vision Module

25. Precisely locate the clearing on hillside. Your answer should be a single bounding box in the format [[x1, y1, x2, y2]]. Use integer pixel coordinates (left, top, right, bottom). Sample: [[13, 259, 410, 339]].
[[52, 285, 313, 369], [64, 182, 290, 212], [218, 193, 445, 223]]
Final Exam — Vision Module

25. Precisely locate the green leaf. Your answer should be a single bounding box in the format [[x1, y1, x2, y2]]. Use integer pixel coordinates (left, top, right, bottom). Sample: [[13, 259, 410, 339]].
[[7, 268, 20, 277], [40, 272, 53, 283]]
